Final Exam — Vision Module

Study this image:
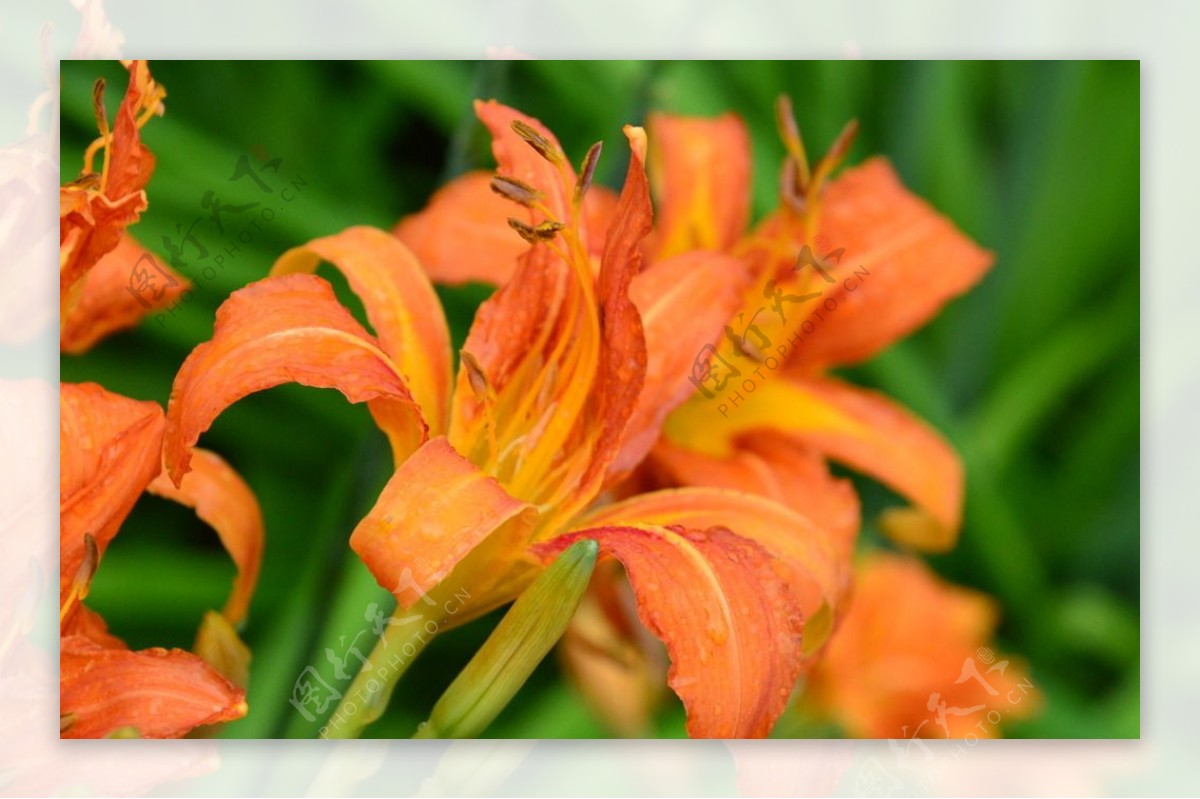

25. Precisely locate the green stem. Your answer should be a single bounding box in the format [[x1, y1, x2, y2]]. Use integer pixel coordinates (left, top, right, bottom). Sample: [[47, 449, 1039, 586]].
[[320, 601, 446, 739]]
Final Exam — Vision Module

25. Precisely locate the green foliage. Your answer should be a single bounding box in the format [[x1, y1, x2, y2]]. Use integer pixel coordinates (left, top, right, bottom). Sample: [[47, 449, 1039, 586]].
[[60, 60, 1139, 738]]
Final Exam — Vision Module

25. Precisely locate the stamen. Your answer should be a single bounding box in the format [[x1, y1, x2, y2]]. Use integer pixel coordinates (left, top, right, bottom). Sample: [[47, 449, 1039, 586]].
[[59, 533, 99, 622], [490, 176, 543, 208], [92, 79, 109, 139], [461, 350, 490, 398], [507, 218, 564, 244], [775, 95, 811, 190], [574, 141, 603, 206], [808, 118, 859, 198], [511, 120, 564, 165]]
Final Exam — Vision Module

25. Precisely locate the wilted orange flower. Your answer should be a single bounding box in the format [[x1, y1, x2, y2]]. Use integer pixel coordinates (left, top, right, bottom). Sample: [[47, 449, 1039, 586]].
[[803, 552, 1038, 738], [59, 382, 262, 738], [164, 101, 847, 737], [60, 59, 186, 351]]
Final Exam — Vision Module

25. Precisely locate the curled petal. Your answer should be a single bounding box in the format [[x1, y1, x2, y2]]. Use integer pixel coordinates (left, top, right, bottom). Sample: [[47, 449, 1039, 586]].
[[350, 436, 532, 609], [538, 523, 805, 738], [664, 376, 962, 551], [164, 273, 426, 484], [581, 487, 843, 625], [60, 235, 186, 353], [61, 635, 246, 739], [789, 157, 994, 369], [271, 226, 452, 433], [147, 448, 263, 625], [60, 383, 164, 618], [646, 112, 751, 260], [613, 249, 750, 475], [646, 433, 860, 559]]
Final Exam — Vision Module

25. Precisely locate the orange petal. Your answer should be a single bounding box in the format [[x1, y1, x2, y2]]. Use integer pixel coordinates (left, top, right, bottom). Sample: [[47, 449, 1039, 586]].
[[394, 171, 620, 287], [394, 171, 529, 286], [105, 60, 163, 199], [61, 234, 188, 354], [271, 226, 452, 434], [646, 433, 860, 558], [788, 157, 994, 369], [60, 604, 126, 650], [646, 112, 751, 260], [579, 125, 651, 493], [147, 448, 263, 625], [349, 436, 531, 608], [60, 634, 246, 739], [662, 374, 962, 551], [474, 99, 575, 224], [804, 553, 1039, 738], [538, 523, 804, 738], [164, 273, 426, 485], [581, 487, 843, 625], [60, 383, 164, 619], [613, 249, 750, 475], [60, 188, 148, 318]]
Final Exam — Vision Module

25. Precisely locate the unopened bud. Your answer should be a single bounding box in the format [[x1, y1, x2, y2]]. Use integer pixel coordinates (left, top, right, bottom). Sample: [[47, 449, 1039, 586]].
[[413, 539, 598, 738]]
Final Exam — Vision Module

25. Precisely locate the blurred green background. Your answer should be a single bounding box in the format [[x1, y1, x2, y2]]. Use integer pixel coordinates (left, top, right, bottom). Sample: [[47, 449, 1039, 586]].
[[60, 60, 1139, 739]]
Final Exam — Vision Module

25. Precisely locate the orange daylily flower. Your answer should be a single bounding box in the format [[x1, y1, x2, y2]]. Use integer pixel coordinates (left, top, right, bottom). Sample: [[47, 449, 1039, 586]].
[[60, 60, 183, 348], [646, 101, 993, 554], [802, 552, 1038, 738], [398, 101, 993, 556], [164, 101, 847, 737], [59, 382, 263, 738]]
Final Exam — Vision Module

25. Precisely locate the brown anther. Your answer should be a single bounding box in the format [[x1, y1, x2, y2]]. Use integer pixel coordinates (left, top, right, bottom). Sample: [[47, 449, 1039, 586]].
[[532, 220, 564, 241], [60, 713, 76, 734], [461, 350, 490, 397], [507, 218, 563, 244], [511, 120, 563, 164], [779, 155, 807, 214], [824, 119, 859, 168], [574, 141, 603, 205], [774, 94, 810, 189], [490, 176, 543, 208], [74, 533, 99, 600], [507, 217, 540, 244], [64, 173, 102, 191], [92, 79, 109, 138]]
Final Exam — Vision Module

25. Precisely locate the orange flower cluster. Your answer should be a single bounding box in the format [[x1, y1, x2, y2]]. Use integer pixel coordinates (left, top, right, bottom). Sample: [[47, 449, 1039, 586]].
[[60, 61, 1030, 739]]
